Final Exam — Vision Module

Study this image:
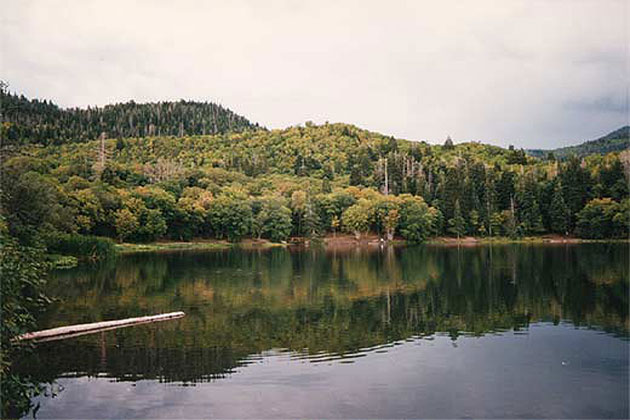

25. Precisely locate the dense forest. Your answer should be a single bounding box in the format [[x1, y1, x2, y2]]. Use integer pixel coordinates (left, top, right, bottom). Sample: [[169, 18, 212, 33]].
[[527, 126, 629, 159], [0, 83, 261, 146], [2, 89, 629, 248]]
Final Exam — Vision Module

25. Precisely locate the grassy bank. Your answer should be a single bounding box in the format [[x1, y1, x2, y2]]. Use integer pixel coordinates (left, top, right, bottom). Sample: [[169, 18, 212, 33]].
[[47, 254, 79, 269], [47, 234, 117, 260], [116, 241, 232, 253], [116, 239, 289, 254]]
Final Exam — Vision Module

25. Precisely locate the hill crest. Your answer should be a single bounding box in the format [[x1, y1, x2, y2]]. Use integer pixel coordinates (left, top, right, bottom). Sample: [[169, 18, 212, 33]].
[[1, 86, 262, 145], [527, 126, 629, 159]]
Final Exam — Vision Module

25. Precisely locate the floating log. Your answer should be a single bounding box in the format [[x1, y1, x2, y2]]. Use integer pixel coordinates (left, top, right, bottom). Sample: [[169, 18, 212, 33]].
[[13, 311, 185, 343]]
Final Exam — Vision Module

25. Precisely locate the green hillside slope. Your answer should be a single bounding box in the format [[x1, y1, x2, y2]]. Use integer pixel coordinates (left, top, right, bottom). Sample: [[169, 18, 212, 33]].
[[528, 126, 629, 159]]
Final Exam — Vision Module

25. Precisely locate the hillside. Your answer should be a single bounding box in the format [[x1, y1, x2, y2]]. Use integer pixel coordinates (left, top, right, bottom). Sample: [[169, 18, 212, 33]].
[[528, 126, 629, 159], [1, 90, 629, 247], [13, 122, 534, 191], [0, 86, 262, 146]]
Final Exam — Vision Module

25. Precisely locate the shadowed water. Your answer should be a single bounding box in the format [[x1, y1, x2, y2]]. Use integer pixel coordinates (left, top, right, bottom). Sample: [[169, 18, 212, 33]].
[[15, 243, 629, 418]]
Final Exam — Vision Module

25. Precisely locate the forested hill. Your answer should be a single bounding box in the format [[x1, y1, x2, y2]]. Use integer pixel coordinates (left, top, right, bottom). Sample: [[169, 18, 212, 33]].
[[3, 119, 629, 248], [527, 126, 629, 159], [0, 87, 262, 146]]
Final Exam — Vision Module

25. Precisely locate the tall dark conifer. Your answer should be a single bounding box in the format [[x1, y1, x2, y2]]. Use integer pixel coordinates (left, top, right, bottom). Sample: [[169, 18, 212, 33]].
[[549, 182, 570, 234]]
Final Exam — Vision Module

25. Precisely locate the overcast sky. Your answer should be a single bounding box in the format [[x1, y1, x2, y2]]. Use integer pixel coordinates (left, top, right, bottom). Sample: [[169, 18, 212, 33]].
[[1, 0, 628, 148]]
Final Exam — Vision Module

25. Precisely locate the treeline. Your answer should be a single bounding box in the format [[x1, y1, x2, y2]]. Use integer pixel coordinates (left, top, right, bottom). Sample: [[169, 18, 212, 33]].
[[0, 84, 261, 146], [2, 122, 628, 244]]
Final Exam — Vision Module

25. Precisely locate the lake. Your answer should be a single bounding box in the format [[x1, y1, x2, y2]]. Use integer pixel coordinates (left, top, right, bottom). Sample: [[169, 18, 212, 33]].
[[16, 244, 629, 419]]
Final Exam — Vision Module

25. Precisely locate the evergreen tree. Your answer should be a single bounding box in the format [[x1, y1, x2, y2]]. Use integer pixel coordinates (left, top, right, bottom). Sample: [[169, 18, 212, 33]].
[[484, 168, 498, 236], [517, 174, 544, 235], [549, 182, 569, 234], [496, 170, 516, 211], [559, 156, 592, 231], [448, 200, 466, 239]]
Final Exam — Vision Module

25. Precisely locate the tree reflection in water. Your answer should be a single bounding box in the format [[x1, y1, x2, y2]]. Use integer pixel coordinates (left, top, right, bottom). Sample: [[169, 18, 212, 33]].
[[14, 244, 629, 388]]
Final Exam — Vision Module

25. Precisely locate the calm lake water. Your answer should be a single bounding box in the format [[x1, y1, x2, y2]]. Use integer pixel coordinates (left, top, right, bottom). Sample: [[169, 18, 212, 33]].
[[16, 244, 630, 419]]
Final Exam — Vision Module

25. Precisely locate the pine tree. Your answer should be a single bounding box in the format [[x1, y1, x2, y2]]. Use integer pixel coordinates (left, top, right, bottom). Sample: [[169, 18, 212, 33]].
[[496, 170, 516, 211], [448, 200, 466, 239], [516, 174, 544, 235], [559, 155, 592, 231], [549, 182, 569, 234], [484, 169, 498, 236]]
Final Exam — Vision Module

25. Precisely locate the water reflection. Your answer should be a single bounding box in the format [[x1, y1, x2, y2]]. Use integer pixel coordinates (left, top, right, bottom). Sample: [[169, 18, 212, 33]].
[[15, 244, 629, 388]]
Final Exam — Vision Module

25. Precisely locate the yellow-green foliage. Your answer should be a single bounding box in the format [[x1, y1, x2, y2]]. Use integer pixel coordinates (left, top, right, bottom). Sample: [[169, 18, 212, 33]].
[[3, 123, 629, 243]]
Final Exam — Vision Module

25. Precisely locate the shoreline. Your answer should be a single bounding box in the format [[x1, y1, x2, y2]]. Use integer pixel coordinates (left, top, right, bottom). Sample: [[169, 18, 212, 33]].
[[424, 235, 629, 246], [114, 235, 629, 255], [115, 239, 288, 254]]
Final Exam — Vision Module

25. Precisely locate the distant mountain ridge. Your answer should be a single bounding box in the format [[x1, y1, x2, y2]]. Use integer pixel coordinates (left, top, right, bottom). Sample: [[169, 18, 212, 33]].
[[527, 126, 629, 159], [1, 86, 262, 146]]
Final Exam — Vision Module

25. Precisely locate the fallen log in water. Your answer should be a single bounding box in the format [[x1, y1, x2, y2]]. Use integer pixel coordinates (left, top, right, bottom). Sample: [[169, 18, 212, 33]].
[[13, 311, 185, 343]]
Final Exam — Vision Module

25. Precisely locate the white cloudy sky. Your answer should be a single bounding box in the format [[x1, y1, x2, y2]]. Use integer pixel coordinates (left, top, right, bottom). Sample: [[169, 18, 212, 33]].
[[1, 0, 628, 148]]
